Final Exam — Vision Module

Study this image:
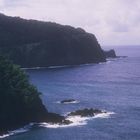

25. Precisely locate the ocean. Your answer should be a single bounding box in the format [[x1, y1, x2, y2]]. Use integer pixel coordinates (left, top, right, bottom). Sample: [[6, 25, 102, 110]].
[[2, 46, 140, 140]]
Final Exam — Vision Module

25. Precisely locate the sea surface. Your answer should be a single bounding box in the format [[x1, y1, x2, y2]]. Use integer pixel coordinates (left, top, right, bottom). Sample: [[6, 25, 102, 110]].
[[2, 46, 140, 140]]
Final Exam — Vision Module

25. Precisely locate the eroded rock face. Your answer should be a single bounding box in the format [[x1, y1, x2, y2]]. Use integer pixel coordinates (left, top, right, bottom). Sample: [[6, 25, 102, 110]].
[[67, 108, 104, 117]]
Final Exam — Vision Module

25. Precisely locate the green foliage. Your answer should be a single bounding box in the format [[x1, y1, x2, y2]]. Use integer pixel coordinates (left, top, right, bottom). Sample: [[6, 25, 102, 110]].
[[0, 56, 47, 129]]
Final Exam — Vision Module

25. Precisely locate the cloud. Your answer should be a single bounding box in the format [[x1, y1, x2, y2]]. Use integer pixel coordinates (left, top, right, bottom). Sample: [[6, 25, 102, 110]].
[[0, 0, 140, 46], [0, 0, 4, 8]]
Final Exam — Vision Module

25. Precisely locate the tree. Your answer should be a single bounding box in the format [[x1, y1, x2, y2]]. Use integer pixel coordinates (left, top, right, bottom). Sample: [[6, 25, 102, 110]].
[[0, 56, 47, 132]]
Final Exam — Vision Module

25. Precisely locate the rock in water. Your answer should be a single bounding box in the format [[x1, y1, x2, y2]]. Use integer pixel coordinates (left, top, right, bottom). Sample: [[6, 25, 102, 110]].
[[104, 49, 117, 58], [67, 108, 103, 117], [60, 99, 77, 104]]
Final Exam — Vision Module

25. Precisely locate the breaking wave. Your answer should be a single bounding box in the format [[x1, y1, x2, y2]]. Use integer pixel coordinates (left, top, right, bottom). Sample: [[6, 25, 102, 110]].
[[0, 112, 115, 138], [0, 123, 33, 139], [39, 111, 115, 129]]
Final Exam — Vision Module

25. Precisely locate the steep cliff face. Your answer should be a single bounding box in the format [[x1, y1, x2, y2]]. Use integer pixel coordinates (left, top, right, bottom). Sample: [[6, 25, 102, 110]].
[[0, 14, 106, 67], [0, 56, 66, 135]]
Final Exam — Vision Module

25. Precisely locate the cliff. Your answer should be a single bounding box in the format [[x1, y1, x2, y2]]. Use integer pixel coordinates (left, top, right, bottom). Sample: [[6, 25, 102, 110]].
[[0, 13, 106, 67], [0, 56, 67, 135]]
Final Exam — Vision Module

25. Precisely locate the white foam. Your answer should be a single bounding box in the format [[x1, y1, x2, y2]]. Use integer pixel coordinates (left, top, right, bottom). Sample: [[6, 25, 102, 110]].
[[0, 123, 33, 139], [93, 112, 115, 119], [39, 118, 86, 129], [48, 65, 69, 69], [39, 111, 115, 129], [22, 63, 96, 70], [99, 62, 107, 64], [9, 127, 30, 135], [22, 67, 43, 70], [106, 58, 115, 61], [0, 134, 10, 139], [0, 129, 29, 139], [99, 60, 113, 64], [39, 122, 79, 128], [0, 112, 115, 138]]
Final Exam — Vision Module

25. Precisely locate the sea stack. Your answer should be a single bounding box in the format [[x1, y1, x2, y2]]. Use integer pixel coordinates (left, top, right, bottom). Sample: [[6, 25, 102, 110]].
[[104, 49, 117, 58]]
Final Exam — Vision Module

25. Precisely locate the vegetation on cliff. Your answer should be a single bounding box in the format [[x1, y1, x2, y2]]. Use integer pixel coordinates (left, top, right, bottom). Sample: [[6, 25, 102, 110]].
[[0, 56, 66, 134], [0, 13, 106, 67]]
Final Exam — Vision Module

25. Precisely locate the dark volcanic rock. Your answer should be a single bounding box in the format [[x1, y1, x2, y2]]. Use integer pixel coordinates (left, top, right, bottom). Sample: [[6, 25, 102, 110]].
[[45, 113, 68, 124], [60, 99, 77, 104], [67, 108, 103, 117], [0, 13, 106, 68], [104, 49, 117, 58]]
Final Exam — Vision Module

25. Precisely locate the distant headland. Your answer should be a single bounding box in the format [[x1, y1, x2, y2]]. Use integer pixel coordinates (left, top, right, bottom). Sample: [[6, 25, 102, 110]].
[[0, 13, 116, 68]]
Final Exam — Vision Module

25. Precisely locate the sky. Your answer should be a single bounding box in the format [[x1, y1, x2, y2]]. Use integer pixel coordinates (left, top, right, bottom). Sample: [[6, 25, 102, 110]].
[[0, 0, 140, 46]]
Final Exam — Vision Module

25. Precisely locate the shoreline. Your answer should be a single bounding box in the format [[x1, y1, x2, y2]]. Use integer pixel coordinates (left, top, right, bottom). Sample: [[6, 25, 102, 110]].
[[0, 108, 115, 139], [0, 110, 115, 138], [21, 56, 126, 70]]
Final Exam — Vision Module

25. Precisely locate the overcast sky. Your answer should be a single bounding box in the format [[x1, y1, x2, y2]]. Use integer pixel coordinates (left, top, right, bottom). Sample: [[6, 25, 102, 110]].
[[0, 0, 140, 46]]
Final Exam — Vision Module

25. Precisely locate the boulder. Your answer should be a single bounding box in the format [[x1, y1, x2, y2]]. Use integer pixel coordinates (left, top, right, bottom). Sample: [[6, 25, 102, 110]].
[[60, 99, 77, 104], [104, 49, 117, 58], [67, 108, 103, 117]]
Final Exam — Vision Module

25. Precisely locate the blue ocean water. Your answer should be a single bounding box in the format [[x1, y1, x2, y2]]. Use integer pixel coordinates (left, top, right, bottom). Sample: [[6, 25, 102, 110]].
[[3, 46, 140, 140]]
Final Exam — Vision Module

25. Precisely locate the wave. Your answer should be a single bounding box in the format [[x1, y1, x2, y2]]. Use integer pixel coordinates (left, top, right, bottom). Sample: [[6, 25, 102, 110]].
[[106, 56, 127, 62], [0, 134, 10, 139], [0, 112, 115, 138], [21, 56, 127, 70], [21, 62, 102, 70], [39, 111, 115, 129], [93, 111, 115, 118], [0, 123, 33, 139], [48, 65, 69, 69], [22, 67, 43, 70], [105, 58, 121, 64], [99, 59, 117, 65], [99, 61, 111, 64], [38, 117, 87, 128], [99, 56, 127, 65], [22, 65, 71, 70]]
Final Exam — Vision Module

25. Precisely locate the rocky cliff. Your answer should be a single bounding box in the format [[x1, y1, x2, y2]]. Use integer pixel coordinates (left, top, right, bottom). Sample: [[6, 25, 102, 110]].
[[0, 13, 106, 68]]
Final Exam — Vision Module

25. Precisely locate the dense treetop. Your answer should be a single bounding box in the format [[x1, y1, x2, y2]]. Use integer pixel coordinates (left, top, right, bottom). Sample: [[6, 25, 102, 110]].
[[0, 56, 47, 132]]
